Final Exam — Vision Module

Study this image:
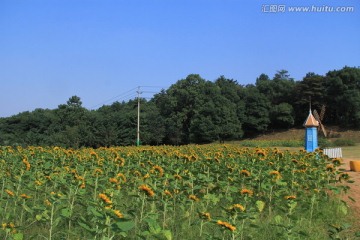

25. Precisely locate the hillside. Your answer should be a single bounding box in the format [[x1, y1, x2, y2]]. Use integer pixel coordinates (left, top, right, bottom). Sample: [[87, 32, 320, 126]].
[[251, 127, 360, 143]]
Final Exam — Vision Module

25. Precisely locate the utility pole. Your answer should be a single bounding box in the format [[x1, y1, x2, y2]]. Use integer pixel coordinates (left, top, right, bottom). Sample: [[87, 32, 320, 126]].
[[136, 86, 142, 146]]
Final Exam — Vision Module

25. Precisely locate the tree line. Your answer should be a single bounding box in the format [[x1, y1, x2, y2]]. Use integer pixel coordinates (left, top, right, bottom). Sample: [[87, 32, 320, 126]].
[[0, 66, 359, 147]]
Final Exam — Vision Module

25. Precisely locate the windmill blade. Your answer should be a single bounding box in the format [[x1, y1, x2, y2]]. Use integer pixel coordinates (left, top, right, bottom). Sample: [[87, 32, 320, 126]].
[[313, 109, 328, 137], [319, 105, 327, 137], [320, 105, 326, 121], [319, 122, 327, 137], [313, 109, 320, 122]]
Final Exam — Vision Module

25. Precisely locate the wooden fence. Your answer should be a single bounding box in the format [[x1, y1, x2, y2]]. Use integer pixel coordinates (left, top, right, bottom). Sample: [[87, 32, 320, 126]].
[[323, 148, 343, 158]]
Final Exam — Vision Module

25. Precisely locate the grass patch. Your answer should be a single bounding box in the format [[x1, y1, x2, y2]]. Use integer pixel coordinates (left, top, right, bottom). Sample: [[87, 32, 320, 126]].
[[238, 140, 303, 148], [235, 137, 356, 149], [342, 144, 360, 159], [333, 139, 356, 147], [318, 138, 357, 149]]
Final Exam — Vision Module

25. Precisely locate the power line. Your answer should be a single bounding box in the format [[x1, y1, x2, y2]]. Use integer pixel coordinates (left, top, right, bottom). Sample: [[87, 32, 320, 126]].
[[139, 85, 166, 89], [91, 85, 164, 146], [91, 86, 165, 110], [91, 87, 138, 109], [142, 91, 159, 94]]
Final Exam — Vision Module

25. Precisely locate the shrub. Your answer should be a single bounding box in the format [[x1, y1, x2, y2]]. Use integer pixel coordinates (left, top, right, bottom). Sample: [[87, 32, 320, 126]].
[[318, 138, 333, 148], [239, 140, 303, 148], [333, 139, 356, 146]]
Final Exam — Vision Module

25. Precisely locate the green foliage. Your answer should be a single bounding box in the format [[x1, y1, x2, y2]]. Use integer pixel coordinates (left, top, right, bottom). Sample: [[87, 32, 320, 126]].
[[333, 139, 356, 147], [293, 73, 326, 124], [0, 66, 360, 147], [242, 86, 271, 133], [270, 103, 295, 128], [314, 138, 356, 148], [0, 145, 354, 239], [318, 138, 333, 148], [325, 67, 360, 128], [257, 70, 295, 105], [238, 140, 303, 147]]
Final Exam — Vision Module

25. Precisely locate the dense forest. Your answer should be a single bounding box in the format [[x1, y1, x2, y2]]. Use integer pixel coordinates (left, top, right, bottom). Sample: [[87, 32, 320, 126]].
[[0, 66, 359, 147]]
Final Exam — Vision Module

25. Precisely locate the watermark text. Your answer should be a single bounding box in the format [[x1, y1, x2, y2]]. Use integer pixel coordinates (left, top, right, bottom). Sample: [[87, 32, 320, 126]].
[[262, 5, 355, 13]]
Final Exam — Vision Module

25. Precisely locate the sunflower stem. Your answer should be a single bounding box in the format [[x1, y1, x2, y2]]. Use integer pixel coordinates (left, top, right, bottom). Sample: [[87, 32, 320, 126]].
[[139, 193, 146, 223]]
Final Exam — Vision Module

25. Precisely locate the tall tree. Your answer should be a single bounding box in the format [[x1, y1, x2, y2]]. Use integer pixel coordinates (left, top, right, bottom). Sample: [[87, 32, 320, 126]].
[[324, 66, 360, 127], [270, 103, 295, 128], [256, 71, 295, 105], [53, 96, 90, 148], [293, 72, 326, 125], [256, 71, 295, 129], [242, 85, 271, 134], [154, 74, 208, 144], [141, 101, 166, 145], [190, 81, 243, 143], [215, 76, 246, 125]]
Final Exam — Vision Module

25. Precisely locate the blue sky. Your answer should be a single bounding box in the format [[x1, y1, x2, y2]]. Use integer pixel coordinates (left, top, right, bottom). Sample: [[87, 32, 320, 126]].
[[0, 0, 359, 117]]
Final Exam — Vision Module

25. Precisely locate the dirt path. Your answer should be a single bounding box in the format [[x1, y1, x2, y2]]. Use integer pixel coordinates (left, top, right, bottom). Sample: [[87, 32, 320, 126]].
[[340, 158, 360, 234]]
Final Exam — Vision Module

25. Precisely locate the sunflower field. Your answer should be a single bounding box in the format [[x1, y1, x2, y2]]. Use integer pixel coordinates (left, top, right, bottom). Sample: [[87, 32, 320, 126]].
[[0, 145, 352, 240]]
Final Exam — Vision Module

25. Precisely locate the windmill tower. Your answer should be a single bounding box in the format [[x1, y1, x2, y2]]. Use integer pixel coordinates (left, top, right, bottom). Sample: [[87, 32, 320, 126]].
[[303, 108, 319, 152]]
